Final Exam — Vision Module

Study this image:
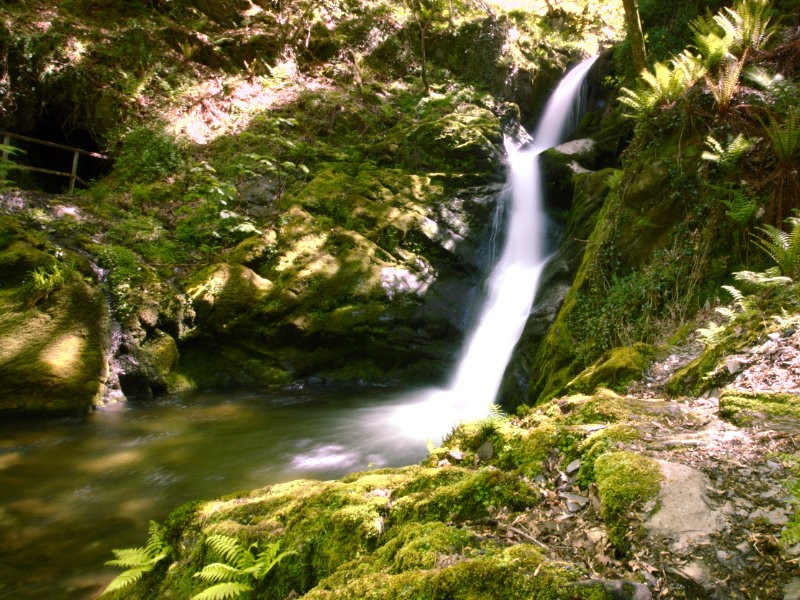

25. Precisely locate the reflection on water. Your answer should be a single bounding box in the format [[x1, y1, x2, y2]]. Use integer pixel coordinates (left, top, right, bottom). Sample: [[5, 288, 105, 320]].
[[0, 386, 479, 599]]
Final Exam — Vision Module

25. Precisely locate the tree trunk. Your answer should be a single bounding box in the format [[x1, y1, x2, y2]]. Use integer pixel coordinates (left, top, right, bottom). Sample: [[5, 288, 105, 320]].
[[622, 0, 647, 75]]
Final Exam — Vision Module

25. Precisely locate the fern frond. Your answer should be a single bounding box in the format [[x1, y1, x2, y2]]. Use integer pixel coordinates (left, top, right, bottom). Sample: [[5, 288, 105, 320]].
[[733, 268, 792, 287], [708, 55, 745, 112], [145, 520, 168, 556], [106, 547, 152, 568], [619, 55, 704, 118], [690, 11, 732, 68], [194, 562, 240, 583], [205, 534, 244, 566], [717, 0, 773, 57], [100, 567, 149, 596], [761, 107, 800, 165], [248, 544, 293, 580], [722, 284, 745, 303], [752, 218, 800, 278], [715, 306, 737, 320], [702, 134, 754, 170], [191, 582, 253, 600], [697, 321, 726, 347]]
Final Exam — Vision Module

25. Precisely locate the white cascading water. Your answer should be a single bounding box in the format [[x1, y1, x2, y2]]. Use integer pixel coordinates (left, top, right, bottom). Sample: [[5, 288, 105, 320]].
[[384, 56, 598, 442]]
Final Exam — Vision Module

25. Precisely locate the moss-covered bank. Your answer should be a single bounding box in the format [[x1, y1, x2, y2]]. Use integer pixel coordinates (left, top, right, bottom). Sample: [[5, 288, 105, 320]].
[[102, 388, 666, 599]]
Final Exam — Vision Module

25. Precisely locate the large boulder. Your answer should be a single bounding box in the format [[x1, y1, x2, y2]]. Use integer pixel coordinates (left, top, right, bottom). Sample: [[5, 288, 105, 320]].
[[0, 217, 107, 414]]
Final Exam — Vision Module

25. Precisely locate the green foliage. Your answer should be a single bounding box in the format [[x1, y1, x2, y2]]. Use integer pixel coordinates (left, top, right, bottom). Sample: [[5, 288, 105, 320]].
[[760, 106, 800, 166], [0, 143, 25, 188], [701, 133, 754, 170], [26, 260, 82, 307], [714, 0, 774, 57], [707, 55, 746, 113], [752, 216, 800, 279], [192, 534, 291, 600], [113, 125, 183, 184], [101, 521, 170, 596], [174, 162, 262, 254], [618, 51, 706, 117]]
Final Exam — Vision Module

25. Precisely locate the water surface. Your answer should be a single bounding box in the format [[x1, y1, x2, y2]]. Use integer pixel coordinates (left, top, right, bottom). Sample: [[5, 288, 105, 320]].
[[0, 387, 437, 599]]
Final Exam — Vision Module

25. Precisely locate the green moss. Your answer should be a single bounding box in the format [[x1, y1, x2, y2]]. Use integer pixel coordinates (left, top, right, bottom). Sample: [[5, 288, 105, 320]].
[[573, 424, 641, 487], [504, 418, 559, 478], [594, 451, 661, 549], [568, 343, 655, 394], [562, 388, 634, 425], [0, 278, 107, 414], [718, 390, 800, 427], [391, 466, 537, 523], [306, 544, 609, 599]]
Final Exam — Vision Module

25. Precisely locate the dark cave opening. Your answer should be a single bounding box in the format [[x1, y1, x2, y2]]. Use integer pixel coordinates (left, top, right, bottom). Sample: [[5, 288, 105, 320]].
[[3, 114, 110, 193]]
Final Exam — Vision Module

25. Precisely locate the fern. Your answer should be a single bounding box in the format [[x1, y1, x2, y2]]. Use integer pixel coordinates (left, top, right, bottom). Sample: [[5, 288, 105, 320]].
[[752, 217, 800, 278], [722, 189, 759, 224], [101, 521, 170, 596], [707, 55, 746, 113], [195, 562, 240, 583], [619, 52, 706, 117], [734, 268, 793, 287], [697, 321, 727, 347], [192, 535, 292, 600], [192, 582, 253, 600], [690, 11, 733, 69], [715, 0, 773, 57], [761, 107, 800, 165], [702, 134, 754, 170], [205, 534, 243, 566]]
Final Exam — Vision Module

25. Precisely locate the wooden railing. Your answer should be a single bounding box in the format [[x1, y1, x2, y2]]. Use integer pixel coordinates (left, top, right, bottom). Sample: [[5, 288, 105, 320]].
[[1, 131, 108, 193]]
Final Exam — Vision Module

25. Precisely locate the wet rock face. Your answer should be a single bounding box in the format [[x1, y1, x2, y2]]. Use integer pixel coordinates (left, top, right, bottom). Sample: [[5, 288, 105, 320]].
[[177, 180, 504, 388]]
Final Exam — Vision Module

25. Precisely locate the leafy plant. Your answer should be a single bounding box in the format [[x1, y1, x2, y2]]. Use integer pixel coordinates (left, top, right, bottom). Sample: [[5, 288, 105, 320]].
[[752, 216, 800, 279], [707, 55, 746, 113], [113, 125, 184, 184], [192, 534, 292, 600], [0, 143, 25, 188], [619, 51, 706, 117], [101, 521, 170, 596], [26, 260, 82, 307], [701, 133, 754, 170], [713, 0, 773, 58], [758, 107, 800, 222]]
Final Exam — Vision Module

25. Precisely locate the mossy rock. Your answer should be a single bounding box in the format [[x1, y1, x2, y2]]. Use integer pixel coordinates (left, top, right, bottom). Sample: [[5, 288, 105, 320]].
[[0, 279, 107, 415], [718, 390, 800, 428], [123, 463, 611, 600], [305, 543, 610, 599], [594, 451, 661, 549], [568, 343, 655, 394]]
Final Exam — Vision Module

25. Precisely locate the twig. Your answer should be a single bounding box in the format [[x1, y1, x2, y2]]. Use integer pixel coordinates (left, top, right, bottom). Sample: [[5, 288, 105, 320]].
[[506, 525, 549, 550]]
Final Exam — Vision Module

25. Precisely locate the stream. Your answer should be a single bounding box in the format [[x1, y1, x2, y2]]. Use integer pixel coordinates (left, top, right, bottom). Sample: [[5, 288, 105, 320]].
[[0, 387, 435, 598]]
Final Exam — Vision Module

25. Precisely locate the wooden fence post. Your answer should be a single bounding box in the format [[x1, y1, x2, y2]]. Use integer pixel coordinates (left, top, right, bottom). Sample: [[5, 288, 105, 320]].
[[69, 150, 80, 194]]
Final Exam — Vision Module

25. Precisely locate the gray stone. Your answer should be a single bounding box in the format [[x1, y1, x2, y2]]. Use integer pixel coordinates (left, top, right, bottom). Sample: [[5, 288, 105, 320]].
[[784, 577, 800, 600], [646, 461, 724, 551], [749, 507, 789, 526], [566, 458, 582, 474], [476, 440, 494, 460]]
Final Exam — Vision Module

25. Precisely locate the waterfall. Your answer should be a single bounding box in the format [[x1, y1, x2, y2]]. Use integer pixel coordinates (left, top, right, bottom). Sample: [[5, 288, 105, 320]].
[[386, 56, 598, 441]]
